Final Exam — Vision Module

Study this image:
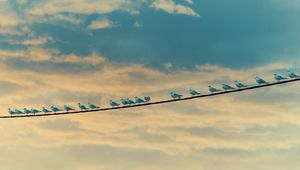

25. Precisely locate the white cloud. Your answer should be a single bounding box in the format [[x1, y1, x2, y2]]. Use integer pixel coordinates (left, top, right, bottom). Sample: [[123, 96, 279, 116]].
[[151, 0, 200, 17], [88, 18, 114, 30]]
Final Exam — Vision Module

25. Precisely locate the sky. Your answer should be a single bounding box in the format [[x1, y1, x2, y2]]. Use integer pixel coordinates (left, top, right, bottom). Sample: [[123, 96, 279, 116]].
[[1, 0, 300, 170]]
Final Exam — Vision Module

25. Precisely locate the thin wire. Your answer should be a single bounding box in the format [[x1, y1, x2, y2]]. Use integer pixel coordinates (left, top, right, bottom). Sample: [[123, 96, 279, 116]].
[[1, 77, 300, 119]]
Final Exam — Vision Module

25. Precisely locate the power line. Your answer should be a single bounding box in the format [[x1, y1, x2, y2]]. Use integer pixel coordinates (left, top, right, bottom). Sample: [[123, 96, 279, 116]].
[[1, 77, 300, 119]]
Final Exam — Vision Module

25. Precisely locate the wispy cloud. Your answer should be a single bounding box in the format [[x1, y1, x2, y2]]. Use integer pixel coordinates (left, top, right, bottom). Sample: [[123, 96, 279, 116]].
[[88, 18, 114, 30], [151, 0, 200, 17]]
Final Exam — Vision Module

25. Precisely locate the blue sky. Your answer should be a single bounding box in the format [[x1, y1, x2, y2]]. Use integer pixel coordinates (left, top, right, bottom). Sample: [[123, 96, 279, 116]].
[[1, 0, 300, 170]]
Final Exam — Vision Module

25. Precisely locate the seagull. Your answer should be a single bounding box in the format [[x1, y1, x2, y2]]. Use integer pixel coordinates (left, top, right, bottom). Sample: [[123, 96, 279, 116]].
[[222, 84, 235, 91], [23, 108, 31, 114], [234, 80, 247, 88], [31, 109, 41, 114], [109, 100, 120, 107], [50, 106, 62, 113], [255, 76, 268, 85], [126, 98, 135, 104], [14, 109, 23, 114], [134, 97, 145, 103], [78, 102, 88, 110], [274, 73, 288, 81], [88, 102, 100, 109], [170, 91, 182, 99], [208, 85, 221, 93], [8, 108, 16, 115], [64, 105, 75, 112], [189, 88, 201, 96], [121, 98, 129, 105], [144, 96, 151, 102], [42, 107, 51, 113], [287, 70, 300, 78]]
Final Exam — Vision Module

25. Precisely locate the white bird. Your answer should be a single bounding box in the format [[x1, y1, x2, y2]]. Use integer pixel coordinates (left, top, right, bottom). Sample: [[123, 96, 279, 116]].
[[255, 76, 268, 85], [109, 100, 120, 107], [14, 109, 23, 114], [208, 85, 221, 93], [8, 108, 17, 115], [134, 97, 145, 103], [23, 108, 31, 114], [189, 88, 201, 96], [121, 99, 129, 105], [170, 91, 182, 99], [144, 96, 151, 102], [234, 80, 247, 88], [222, 84, 235, 91], [31, 109, 41, 114], [274, 74, 287, 81], [51, 106, 62, 113], [288, 70, 300, 78], [78, 102, 88, 110], [88, 102, 100, 109], [126, 98, 135, 104], [64, 105, 74, 112], [42, 107, 51, 113]]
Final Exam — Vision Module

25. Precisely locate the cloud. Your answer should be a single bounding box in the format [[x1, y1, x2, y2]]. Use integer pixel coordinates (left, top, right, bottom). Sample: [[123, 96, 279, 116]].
[[88, 18, 114, 30], [151, 0, 200, 17]]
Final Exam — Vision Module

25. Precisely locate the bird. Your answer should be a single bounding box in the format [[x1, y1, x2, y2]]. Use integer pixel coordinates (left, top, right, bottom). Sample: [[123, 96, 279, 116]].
[[208, 85, 221, 93], [50, 106, 62, 113], [134, 97, 145, 103], [64, 105, 75, 112], [144, 96, 151, 102], [14, 109, 23, 114], [31, 109, 41, 114], [23, 108, 31, 114], [222, 84, 235, 91], [255, 76, 268, 85], [170, 91, 182, 99], [287, 70, 300, 78], [109, 100, 120, 107], [88, 102, 100, 109], [121, 98, 129, 105], [126, 98, 135, 104], [189, 88, 201, 96], [42, 107, 51, 113], [8, 108, 16, 115], [274, 73, 288, 81], [234, 80, 247, 88], [78, 102, 88, 110]]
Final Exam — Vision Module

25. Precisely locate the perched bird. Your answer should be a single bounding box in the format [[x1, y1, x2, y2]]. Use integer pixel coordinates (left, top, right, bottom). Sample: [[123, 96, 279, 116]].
[[234, 80, 247, 88], [51, 106, 62, 113], [8, 108, 16, 115], [23, 108, 31, 114], [121, 98, 129, 105], [64, 105, 74, 112], [14, 109, 23, 114], [31, 109, 41, 114], [134, 97, 145, 103], [88, 102, 100, 109], [255, 76, 268, 85], [126, 98, 135, 104], [144, 96, 151, 102], [189, 88, 201, 96], [170, 91, 182, 99], [222, 84, 235, 91], [109, 100, 120, 107], [274, 74, 287, 81], [78, 102, 88, 110], [42, 107, 51, 113], [208, 85, 221, 93], [288, 70, 300, 78]]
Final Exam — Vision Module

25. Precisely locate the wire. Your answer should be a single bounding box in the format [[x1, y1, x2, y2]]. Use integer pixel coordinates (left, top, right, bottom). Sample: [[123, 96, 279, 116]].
[[1, 77, 300, 119]]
